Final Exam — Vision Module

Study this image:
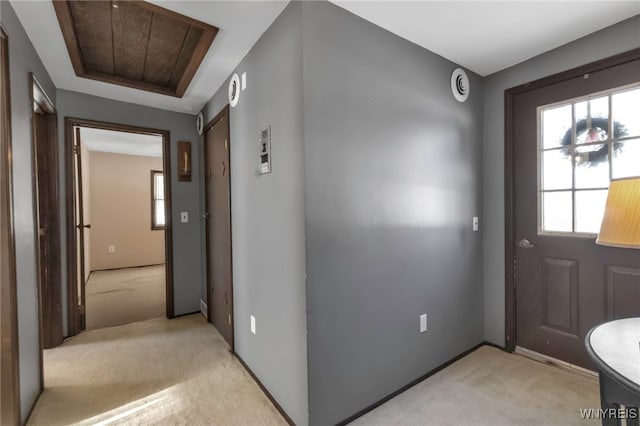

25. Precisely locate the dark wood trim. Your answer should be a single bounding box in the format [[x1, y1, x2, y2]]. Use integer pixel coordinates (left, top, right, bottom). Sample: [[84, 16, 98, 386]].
[[203, 104, 234, 352], [51, 0, 85, 77], [65, 117, 175, 336], [150, 169, 165, 230], [203, 104, 230, 133], [504, 87, 516, 353], [0, 26, 21, 426], [503, 48, 640, 353], [235, 353, 295, 426], [92, 263, 165, 273], [51, 0, 218, 98], [336, 342, 496, 425]]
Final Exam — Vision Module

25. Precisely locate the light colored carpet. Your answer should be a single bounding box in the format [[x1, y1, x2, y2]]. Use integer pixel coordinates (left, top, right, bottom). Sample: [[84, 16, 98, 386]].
[[28, 315, 286, 426], [350, 345, 600, 426], [86, 265, 166, 330]]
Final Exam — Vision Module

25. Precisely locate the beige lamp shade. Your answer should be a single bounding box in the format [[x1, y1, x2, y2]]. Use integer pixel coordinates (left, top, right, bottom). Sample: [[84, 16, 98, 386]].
[[597, 176, 640, 249]]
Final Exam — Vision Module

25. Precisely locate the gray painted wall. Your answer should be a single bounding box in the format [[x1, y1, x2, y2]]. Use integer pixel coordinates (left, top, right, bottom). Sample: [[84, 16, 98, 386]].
[[56, 90, 202, 333], [1, 1, 57, 420], [302, 2, 484, 424], [482, 15, 640, 346], [201, 3, 308, 424]]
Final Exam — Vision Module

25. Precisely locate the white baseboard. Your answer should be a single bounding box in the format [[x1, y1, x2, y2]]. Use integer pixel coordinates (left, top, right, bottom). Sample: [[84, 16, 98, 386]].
[[200, 299, 208, 319]]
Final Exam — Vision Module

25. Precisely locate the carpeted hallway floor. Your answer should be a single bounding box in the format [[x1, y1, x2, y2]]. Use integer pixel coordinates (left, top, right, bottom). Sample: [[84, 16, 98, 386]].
[[350, 345, 600, 426], [86, 265, 166, 330], [28, 315, 287, 426], [29, 314, 600, 426]]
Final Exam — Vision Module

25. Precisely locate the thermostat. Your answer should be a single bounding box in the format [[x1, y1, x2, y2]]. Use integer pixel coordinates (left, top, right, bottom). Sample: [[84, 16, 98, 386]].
[[259, 126, 271, 175]]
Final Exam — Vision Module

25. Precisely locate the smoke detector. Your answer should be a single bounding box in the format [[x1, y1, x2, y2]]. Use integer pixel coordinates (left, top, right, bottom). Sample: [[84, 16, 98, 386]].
[[451, 68, 470, 103]]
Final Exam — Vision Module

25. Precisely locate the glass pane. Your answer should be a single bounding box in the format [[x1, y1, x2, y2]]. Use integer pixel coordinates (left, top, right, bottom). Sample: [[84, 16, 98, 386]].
[[612, 87, 640, 139], [155, 174, 164, 200], [575, 144, 609, 188], [542, 149, 572, 190], [576, 96, 609, 144], [542, 191, 573, 232], [575, 190, 608, 233], [155, 200, 165, 226], [542, 104, 572, 149], [612, 138, 640, 179]]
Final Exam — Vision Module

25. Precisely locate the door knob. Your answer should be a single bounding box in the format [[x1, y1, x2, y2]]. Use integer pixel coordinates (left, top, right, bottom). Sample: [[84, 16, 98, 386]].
[[518, 238, 535, 249]]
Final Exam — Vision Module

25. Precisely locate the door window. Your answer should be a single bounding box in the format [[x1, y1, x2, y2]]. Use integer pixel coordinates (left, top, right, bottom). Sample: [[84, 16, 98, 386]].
[[538, 84, 640, 235]]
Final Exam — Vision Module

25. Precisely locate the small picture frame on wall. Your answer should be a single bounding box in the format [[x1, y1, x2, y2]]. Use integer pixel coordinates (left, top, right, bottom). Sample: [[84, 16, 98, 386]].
[[178, 141, 192, 182]]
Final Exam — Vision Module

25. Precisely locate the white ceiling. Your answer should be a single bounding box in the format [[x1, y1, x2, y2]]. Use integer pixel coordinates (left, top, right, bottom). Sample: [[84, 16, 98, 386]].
[[10, 0, 289, 114], [81, 127, 163, 158], [331, 1, 640, 77], [10, 1, 640, 114]]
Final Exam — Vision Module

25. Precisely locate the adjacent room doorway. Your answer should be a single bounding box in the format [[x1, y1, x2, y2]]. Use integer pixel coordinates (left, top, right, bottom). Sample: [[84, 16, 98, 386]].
[[204, 105, 234, 349], [65, 118, 175, 336], [505, 49, 640, 369]]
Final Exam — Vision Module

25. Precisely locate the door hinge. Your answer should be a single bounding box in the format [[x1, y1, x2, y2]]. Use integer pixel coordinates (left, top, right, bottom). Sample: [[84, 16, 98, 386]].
[[225, 139, 228, 151], [228, 314, 231, 325], [513, 257, 517, 287], [73, 144, 79, 155]]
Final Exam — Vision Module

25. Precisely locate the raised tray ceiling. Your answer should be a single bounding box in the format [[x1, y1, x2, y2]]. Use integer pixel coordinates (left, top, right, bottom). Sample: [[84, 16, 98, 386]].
[[53, 1, 218, 98]]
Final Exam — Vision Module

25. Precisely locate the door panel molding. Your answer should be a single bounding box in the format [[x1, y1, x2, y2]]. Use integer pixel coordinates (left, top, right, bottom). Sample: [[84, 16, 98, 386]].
[[504, 48, 640, 352], [541, 257, 578, 336], [64, 117, 174, 336], [606, 265, 640, 320]]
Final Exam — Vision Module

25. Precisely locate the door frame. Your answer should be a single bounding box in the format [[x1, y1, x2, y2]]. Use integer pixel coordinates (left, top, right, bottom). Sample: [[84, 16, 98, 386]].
[[504, 48, 640, 352], [30, 73, 63, 355], [64, 117, 175, 336], [0, 26, 20, 426], [203, 104, 235, 352]]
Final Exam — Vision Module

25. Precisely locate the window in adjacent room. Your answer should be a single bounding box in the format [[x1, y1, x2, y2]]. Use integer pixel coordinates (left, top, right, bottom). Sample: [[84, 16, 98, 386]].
[[151, 170, 165, 230]]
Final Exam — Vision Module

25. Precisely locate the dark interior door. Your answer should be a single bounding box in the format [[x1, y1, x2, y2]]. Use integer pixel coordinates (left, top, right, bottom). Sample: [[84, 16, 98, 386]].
[[204, 110, 233, 347], [513, 56, 640, 368], [33, 111, 63, 349]]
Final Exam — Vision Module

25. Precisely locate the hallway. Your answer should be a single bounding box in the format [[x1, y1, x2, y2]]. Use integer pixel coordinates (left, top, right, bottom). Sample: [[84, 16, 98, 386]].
[[28, 315, 286, 426], [86, 265, 166, 330]]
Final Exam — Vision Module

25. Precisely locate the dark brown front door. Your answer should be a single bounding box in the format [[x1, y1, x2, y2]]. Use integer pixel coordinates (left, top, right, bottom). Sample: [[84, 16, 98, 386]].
[[204, 108, 233, 347], [513, 55, 640, 368], [32, 98, 63, 349]]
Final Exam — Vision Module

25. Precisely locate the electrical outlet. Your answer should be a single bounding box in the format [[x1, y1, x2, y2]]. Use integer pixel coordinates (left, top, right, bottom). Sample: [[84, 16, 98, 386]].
[[108, 245, 115, 254], [420, 314, 427, 333], [473, 216, 479, 232], [181, 212, 189, 223], [250, 315, 256, 334]]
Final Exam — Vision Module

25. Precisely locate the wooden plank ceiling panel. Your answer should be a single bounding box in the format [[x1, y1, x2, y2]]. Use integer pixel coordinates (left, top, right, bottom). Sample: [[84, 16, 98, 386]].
[[68, 1, 114, 74], [143, 13, 189, 88], [112, 1, 152, 81], [54, 0, 218, 98], [170, 26, 203, 89]]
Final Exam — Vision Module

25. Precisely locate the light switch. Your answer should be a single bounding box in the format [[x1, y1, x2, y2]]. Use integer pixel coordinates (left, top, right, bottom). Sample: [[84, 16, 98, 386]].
[[181, 212, 189, 223], [473, 216, 479, 232], [108, 245, 115, 254], [250, 315, 256, 334], [420, 314, 427, 333]]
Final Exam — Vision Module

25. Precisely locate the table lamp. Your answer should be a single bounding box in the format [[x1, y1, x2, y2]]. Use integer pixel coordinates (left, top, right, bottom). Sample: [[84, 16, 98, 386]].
[[596, 176, 640, 249]]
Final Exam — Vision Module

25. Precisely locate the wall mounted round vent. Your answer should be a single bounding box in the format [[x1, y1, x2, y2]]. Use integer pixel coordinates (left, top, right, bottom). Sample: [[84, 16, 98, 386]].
[[451, 68, 470, 103], [196, 112, 204, 135], [229, 73, 240, 107]]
